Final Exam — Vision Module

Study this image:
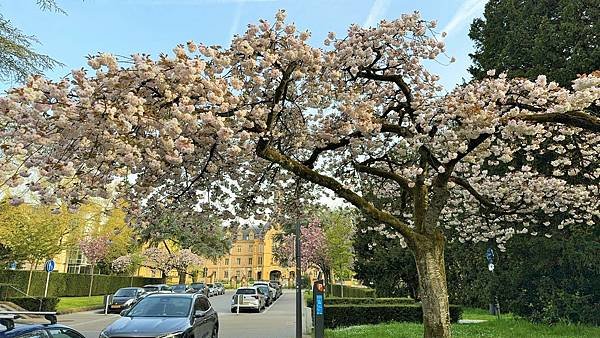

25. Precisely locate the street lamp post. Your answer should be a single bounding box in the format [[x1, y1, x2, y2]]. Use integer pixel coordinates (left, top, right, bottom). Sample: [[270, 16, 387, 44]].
[[295, 221, 302, 338], [486, 246, 500, 318]]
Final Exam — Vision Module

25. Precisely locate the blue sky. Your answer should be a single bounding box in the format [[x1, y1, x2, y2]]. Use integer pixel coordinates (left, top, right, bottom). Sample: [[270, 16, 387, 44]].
[[1, 0, 488, 91]]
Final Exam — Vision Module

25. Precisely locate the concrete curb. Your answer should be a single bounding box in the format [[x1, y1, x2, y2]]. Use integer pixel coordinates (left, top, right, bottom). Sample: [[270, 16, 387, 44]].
[[57, 305, 104, 315]]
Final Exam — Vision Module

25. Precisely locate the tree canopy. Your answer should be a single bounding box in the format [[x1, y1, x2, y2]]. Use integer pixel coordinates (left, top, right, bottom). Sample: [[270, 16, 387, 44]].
[[469, 0, 600, 88]]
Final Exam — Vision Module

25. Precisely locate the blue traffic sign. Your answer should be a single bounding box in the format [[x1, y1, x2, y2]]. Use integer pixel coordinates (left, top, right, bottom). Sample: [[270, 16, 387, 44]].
[[485, 247, 495, 264], [45, 259, 55, 272], [316, 294, 324, 315]]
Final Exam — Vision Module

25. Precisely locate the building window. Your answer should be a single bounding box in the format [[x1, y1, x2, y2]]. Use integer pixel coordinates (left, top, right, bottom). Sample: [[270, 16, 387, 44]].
[[236, 258, 241, 265], [249, 244, 253, 251], [236, 270, 240, 277], [258, 257, 262, 265], [248, 270, 252, 278], [237, 246, 241, 252], [243, 233, 249, 240], [224, 271, 229, 278], [248, 258, 253, 265], [272, 257, 277, 264], [225, 258, 229, 265]]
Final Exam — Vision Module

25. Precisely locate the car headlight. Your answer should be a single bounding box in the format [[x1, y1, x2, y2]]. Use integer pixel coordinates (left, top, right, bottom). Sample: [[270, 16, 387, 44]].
[[99, 331, 109, 338]]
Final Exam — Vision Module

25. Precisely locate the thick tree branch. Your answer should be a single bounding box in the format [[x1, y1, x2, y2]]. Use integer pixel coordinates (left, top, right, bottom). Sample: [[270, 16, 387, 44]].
[[516, 110, 600, 133], [449, 176, 498, 211], [354, 163, 413, 193], [256, 139, 416, 243], [356, 71, 413, 107]]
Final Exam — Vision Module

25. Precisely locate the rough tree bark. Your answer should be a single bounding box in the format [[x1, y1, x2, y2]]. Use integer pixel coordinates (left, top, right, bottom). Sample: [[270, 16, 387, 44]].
[[411, 232, 451, 338], [178, 270, 187, 284]]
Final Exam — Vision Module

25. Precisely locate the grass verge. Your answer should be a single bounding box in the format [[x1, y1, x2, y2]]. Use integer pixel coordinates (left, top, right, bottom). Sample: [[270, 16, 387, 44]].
[[326, 318, 600, 337], [56, 295, 105, 313]]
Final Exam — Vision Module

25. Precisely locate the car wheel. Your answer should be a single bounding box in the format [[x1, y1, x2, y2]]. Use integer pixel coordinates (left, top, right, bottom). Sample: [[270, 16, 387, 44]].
[[231, 307, 236, 313], [211, 325, 219, 338]]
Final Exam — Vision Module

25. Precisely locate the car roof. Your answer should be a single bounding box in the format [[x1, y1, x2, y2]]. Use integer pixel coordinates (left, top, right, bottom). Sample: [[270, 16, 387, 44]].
[[118, 287, 143, 290], [143, 292, 198, 298], [1, 323, 73, 336], [143, 284, 167, 287], [237, 286, 258, 290]]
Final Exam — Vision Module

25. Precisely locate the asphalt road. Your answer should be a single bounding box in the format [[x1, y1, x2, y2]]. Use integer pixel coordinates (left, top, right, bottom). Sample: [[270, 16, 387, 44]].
[[54, 289, 299, 338]]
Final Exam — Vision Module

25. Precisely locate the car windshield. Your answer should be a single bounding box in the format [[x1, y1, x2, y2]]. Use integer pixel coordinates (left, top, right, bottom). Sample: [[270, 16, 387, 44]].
[[127, 296, 192, 317], [190, 283, 205, 289], [114, 288, 137, 297], [256, 286, 269, 294], [172, 285, 186, 291], [143, 286, 159, 292], [236, 288, 256, 295]]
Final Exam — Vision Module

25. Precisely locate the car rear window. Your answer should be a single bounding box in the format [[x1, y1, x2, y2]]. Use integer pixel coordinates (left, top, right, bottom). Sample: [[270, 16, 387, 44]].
[[114, 288, 137, 297], [143, 286, 159, 292], [236, 288, 257, 294]]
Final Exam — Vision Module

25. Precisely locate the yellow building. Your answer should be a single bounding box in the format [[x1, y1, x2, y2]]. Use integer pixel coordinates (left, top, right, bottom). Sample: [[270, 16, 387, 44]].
[[201, 224, 305, 287]]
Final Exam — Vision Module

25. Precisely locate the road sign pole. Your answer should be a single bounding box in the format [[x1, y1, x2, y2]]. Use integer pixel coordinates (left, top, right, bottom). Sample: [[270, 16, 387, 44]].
[[295, 221, 302, 338], [44, 271, 50, 297], [313, 280, 325, 338]]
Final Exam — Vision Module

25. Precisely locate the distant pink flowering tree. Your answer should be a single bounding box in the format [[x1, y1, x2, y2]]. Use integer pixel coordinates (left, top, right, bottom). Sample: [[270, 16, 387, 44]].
[[78, 236, 110, 296], [143, 247, 175, 282], [275, 220, 330, 280], [172, 249, 203, 284]]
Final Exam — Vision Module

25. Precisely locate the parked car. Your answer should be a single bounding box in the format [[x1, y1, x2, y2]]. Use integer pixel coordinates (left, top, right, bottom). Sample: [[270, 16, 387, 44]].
[[253, 281, 277, 300], [189, 282, 210, 297], [171, 284, 191, 294], [231, 287, 265, 313], [108, 287, 145, 313], [142, 284, 172, 293], [206, 284, 217, 297], [214, 282, 225, 295], [100, 293, 219, 338], [0, 311, 86, 338], [269, 280, 283, 299], [255, 285, 274, 306]]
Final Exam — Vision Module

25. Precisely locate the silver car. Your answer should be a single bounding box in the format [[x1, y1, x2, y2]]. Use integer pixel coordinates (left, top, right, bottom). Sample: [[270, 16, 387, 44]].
[[230, 287, 266, 313]]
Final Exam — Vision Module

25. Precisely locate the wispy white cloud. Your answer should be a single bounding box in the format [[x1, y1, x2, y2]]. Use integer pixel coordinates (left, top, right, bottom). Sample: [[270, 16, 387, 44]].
[[441, 0, 487, 38], [228, 1, 244, 42], [363, 0, 391, 28]]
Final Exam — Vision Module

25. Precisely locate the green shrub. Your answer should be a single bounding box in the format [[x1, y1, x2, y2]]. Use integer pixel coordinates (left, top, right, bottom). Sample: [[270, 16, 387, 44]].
[[324, 304, 462, 329], [6, 297, 59, 311], [0, 270, 162, 297], [326, 285, 375, 298], [307, 297, 415, 308]]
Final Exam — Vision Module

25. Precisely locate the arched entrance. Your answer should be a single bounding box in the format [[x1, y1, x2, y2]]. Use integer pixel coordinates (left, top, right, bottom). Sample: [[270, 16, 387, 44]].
[[269, 270, 282, 281]]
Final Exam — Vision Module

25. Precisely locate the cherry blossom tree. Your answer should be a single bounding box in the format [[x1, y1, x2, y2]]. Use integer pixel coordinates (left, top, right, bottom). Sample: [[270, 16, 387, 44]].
[[275, 219, 330, 278], [143, 247, 174, 282], [1, 11, 599, 337], [78, 236, 110, 296], [172, 249, 203, 284]]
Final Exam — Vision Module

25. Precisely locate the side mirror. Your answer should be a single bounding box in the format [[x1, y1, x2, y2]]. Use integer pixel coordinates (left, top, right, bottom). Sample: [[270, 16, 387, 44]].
[[120, 309, 128, 316], [194, 309, 208, 318]]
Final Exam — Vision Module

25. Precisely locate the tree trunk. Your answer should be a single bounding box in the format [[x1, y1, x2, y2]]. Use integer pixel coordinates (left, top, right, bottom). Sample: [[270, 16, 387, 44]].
[[413, 235, 451, 338], [178, 270, 187, 284], [88, 265, 94, 297]]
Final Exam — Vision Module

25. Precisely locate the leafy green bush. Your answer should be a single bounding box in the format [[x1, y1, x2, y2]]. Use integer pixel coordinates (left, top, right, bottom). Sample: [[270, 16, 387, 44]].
[[307, 297, 415, 308], [6, 297, 59, 311], [0, 270, 162, 297], [326, 284, 375, 298], [324, 304, 462, 329]]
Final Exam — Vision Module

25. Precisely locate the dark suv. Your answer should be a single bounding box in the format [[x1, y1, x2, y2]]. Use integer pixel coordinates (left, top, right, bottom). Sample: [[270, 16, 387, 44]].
[[189, 282, 210, 297], [100, 293, 219, 338]]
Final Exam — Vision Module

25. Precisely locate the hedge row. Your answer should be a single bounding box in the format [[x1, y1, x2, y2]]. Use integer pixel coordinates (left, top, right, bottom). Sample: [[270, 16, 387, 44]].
[[323, 304, 463, 329], [6, 297, 59, 312], [326, 284, 376, 298], [0, 270, 162, 297], [307, 296, 415, 308]]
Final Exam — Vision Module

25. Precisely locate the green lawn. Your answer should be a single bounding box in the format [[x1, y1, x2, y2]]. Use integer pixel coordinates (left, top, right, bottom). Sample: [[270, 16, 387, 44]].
[[56, 296, 105, 312], [326, 309, 599, 338]]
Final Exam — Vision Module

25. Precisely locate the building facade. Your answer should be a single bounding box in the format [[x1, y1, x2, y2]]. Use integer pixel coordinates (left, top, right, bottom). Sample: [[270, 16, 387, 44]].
[[202, 224, 300, 287]]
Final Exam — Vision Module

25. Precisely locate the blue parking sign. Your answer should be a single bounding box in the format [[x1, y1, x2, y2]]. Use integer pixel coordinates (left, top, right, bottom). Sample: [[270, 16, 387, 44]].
[[316, 294, 324, 315]]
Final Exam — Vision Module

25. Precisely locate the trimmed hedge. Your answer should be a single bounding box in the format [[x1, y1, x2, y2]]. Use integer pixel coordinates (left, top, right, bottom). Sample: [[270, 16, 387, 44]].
[[324, 304, 463, 329], [326, 284, 375, 298], [307, 297, 415, 308], [6, 297, 59, 311], [0, 270, 162, 297]]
